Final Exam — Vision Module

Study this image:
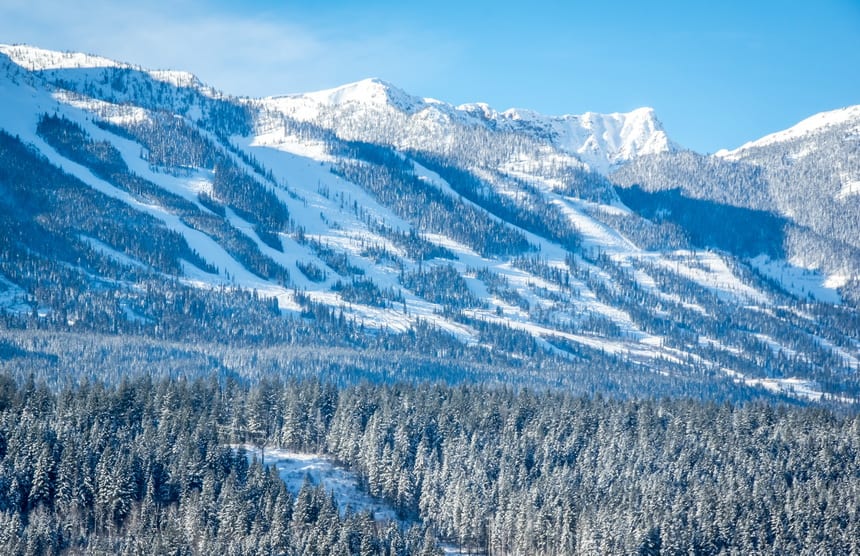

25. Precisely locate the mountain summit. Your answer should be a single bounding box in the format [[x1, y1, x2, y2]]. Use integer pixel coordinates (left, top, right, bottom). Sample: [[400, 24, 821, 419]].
[[298, 78, 424, 110], [268, 79, 675, 173]]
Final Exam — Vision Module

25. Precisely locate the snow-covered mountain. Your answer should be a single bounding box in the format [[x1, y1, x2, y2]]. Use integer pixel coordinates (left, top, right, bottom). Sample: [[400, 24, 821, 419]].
[[613, 103, 860, 289], [263, 77, 675, 174], [462, 104, 675, 173], [0, 43, 858, 405], [716, 104, 860, 209], [717, 104, 860, 160]]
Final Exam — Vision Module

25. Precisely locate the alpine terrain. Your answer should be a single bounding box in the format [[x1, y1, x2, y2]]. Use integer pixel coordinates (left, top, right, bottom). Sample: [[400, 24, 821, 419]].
[[0, 44, 859, 555], [0, 44, 858, 403]]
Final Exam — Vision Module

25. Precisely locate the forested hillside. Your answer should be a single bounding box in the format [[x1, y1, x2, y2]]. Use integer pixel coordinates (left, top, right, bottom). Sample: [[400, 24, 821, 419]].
[[611, 112, 860, 299], [0, 374, 857, 555], [0, 44, 858, 405]]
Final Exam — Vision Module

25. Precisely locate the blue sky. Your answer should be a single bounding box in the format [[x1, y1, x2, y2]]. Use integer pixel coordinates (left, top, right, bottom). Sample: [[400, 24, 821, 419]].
[[1, 0, 858, 153]]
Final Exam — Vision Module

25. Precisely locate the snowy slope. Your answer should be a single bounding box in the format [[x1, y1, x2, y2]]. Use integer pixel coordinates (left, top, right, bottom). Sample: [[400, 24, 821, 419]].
[[1, 43, 858, 404], [0, 43, 126, 71], [717, 104, 860, 159], [0, 43, 207, 91]]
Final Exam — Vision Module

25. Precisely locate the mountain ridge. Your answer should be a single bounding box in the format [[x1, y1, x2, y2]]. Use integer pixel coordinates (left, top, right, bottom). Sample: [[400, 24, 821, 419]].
[[3, 42, 855, 163], [265, 76, 674, 174], [0, 43, 858, 405], [717, 104, 860, 159]]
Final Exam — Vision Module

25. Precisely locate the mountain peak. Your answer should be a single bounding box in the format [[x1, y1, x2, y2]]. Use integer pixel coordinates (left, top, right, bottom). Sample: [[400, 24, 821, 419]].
[[486, 105, 674, 173], [299, 77, 423, 112], [571, 107, 675, 172], [446, 103, 674, 172]]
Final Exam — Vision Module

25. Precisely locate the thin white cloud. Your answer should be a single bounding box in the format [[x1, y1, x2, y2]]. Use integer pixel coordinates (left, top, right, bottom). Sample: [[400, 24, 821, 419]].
[[0, 0, 461, 97]]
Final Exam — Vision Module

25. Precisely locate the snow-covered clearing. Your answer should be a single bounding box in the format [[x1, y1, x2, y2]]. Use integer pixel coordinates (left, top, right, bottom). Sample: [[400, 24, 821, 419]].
[[836, 174, 860, 200], [235, 445, 468, 554], [750, 255, 840, 304], [79, 235, 148, 270], [237, 445, 398, 521]]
